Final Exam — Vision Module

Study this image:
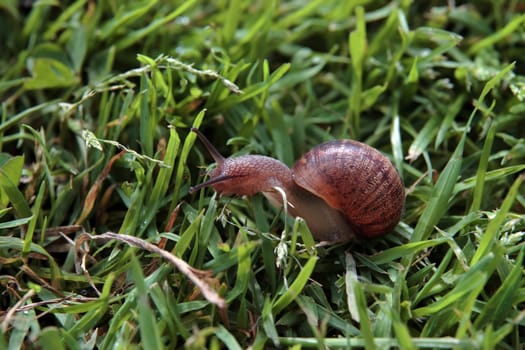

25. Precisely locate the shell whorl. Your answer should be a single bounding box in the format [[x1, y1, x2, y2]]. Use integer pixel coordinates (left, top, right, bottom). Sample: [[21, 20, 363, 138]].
[[292, 140, 404, 237]]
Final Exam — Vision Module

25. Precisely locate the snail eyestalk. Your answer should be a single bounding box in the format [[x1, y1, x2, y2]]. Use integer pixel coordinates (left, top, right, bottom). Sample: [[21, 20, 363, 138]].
[[189, 174, 240, 194], [191, 127, 225, 164]]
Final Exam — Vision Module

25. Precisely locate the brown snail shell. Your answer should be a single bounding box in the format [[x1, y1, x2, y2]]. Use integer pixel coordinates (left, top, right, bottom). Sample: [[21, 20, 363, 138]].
[[292, 140, 405, 238]]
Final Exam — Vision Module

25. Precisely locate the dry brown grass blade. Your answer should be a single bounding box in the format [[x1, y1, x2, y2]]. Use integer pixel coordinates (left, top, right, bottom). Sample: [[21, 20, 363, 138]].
[[75, 232, 227, 311], [75, 151, 125, 225], [1, 289, 35, 333]]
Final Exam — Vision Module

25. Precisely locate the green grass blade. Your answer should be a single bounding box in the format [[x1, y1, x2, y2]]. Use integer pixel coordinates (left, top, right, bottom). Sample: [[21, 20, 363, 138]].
[[0, 155, 23, 206], [129, 254, 163, 350], [100, 294, 137, 350], [435, 95, 466, 148], [22, 180, 45, 256], [469, 118, 496, 213], [194, 194, 218, 267], [347, 6, 366, 137], [0, 100, 57, 133], [214, 63, 290, 110], [43, 0, 86, 40], [413, 272, 488, 319], [474, 248, 524, 329], [226, 241, 254, 303], [0, 216, 32, 229], [455, 165, 525, 193], [222, 0, 242, 44], [37, 327, 66, 350], [278, 336, 473, 348], [353, 279, 375, 350], [150, 283, 191, 341], [263, 101, 294, 165], [23, 57, 79, 90], [413, 251, 500, 317], [369, 238, 447, 265], [409, 135, 465, 245], [386, 306, 416, 350], [118, 182, 147, 234], [140, 127, 180, 232], [172, 110, 205, 206], [262, 295, 279, 346], [412, 250, 452, 306], [477, 63, 515, 106], [272, 256, 317, 314], [469, 14, 525, 54], [8, 306, 37, 350], [344, 252, 360, 322], [391, 109, 404, 177], [369, 9, 400, 57], [215, 325, 243, 350], [139, 74, 156, 156], [276, 0, 326, 28], [471, 174, 523, 265], [173, 211, 202, 257], [66, 303, 109, 338], [97, 1, 159, 40], [455, 269, 488, 338], [115, 0, 198, 51], [0, 236, 60, 280], [0, 167, 32, 217], [406, 115, 441, 162]]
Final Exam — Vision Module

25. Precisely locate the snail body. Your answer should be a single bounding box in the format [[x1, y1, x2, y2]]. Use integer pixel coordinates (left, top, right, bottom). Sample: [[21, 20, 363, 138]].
[[190, 128, 404, 242]]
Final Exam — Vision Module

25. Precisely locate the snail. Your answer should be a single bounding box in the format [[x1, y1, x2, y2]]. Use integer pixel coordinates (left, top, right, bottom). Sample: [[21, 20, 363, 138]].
[[189, 128, 404, 242]]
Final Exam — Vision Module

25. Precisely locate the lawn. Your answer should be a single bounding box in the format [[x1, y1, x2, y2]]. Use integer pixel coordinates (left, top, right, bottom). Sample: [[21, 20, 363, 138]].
[[1, 1, 524, 349]]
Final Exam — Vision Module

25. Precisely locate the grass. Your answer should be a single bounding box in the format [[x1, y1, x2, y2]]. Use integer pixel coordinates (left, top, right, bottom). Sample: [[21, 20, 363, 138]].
[[1, 1, 525, 349]]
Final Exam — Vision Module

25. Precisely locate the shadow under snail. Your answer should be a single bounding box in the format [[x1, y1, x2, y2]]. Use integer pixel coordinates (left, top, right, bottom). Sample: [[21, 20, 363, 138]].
[[189, 128, 405, 243]]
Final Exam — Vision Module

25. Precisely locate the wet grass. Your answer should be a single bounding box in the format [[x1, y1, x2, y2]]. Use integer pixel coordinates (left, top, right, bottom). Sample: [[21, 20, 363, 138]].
[[1, 1, 524, 349]]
